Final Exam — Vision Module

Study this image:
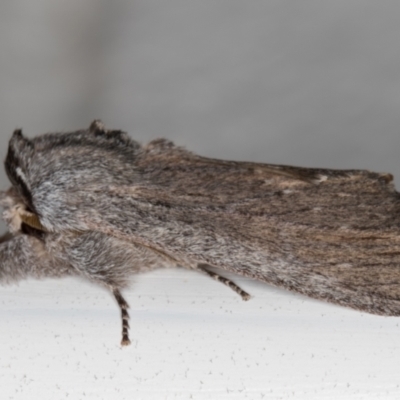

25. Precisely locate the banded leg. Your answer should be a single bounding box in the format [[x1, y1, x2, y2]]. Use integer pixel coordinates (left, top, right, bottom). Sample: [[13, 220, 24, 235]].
[[113, 289, 131, 346], [197, 265, 251, 300]]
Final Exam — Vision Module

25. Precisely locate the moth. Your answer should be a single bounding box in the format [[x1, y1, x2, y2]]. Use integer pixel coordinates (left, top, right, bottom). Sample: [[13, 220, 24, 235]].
[[1, 120, 400, 346]]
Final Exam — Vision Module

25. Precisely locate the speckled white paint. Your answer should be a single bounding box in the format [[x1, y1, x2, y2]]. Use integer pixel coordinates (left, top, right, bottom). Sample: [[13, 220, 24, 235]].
[[1, 269, 400, 399]]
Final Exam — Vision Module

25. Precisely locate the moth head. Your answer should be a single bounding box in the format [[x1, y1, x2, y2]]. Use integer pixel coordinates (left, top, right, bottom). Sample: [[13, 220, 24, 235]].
[[0, 188, 45, 234]]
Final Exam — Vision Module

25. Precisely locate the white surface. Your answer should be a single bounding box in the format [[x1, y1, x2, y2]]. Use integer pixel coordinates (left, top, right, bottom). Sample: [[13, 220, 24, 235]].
[[1, 268, 399, 399]]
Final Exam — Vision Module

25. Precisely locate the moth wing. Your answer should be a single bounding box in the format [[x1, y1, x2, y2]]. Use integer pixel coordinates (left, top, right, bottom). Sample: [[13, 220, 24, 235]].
[[66, 154, 400, 316]]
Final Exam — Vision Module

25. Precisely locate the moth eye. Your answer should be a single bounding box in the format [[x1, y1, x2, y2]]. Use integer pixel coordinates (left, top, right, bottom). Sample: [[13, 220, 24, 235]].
[[19, 212, 45, 232]]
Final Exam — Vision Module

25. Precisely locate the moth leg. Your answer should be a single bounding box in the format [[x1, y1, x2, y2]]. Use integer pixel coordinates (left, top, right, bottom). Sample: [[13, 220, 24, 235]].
[[113, 288, 131, 346], [197, 264, 251, 301]]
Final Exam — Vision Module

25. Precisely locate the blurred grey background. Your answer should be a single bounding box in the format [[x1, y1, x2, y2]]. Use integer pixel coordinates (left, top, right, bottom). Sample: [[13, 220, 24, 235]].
[[1, 1, 400, 188]]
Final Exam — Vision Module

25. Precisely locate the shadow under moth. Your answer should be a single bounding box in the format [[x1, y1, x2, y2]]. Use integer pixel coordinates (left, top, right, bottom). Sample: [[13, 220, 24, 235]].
[[1, 120, 399, 346]]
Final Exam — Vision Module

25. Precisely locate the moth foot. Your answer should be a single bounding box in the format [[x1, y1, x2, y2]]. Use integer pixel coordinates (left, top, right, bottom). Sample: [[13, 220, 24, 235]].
[[241, 292, 251, 301], [121, 336, 131, 346]]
